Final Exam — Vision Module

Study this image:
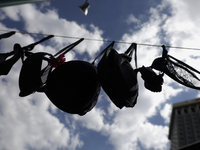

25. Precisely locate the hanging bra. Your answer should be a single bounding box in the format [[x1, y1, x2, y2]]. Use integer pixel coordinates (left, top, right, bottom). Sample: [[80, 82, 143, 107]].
[[42, 38, 101, 115], [18, 37, 82, 97], [151, 45, 200, 90], [0, 34, 53, 76], [136, 66, 164, 92], [94, 42, 138, 109]]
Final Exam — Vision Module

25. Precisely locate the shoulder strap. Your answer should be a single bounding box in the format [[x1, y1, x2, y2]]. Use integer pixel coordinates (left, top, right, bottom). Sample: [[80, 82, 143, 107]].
[[40, 38, 84, 82], [92, 41, 115, 65], [161, 45, 168, 58], [22, 35, 54, 62], [0, 31, 16, 40], [124, 43, 137, 68], [54, 38, 84, 57], [23, 35, 54, 52], [0, 51, 15, 64]]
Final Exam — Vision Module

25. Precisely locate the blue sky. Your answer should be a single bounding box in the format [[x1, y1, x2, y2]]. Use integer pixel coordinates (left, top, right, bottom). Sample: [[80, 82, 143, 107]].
[[1, 0, 200, 150]]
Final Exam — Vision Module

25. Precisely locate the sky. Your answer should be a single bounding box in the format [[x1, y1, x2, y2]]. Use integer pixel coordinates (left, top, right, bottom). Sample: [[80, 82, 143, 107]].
[[0, 0, 200, 150]]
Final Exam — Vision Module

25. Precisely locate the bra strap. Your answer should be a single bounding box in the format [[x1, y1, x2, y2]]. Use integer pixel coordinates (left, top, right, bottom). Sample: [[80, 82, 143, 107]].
[[54, 38, 84, 57], [124, 43, 137, 68], [92, 41, 115, 65]]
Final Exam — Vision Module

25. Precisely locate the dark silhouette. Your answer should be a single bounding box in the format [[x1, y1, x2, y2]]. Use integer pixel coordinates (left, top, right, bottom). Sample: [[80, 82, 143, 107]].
[[19, 52, 52, 97], [0, 31, 17, 75], [19, 38, 83, 97], [18, 35, 56, 97], [44, 60, 100, 116], [3, 29, 200, 115], [0, 31, 15, 40], [151, 45, 200, 90], [95, 42, 138, 109], [0, 35, 54, 76], [0, 44, 22, 75], [34, 38, 101, 116], [135, 66, 164, 92]]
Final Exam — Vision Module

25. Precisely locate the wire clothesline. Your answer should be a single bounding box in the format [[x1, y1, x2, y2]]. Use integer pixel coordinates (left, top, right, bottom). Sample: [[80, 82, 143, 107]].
[[1, 29, 200, 51]]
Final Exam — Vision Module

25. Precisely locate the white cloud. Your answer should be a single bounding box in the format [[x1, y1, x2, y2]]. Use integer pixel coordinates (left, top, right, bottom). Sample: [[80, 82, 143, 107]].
[[109, 1, 200, 149], [73, 85, 172, 150], [137, 122, 169, 150], [67, 134, 84, 150], [0, 3, 102, 150], [72, 107, 106, 132], [161, 0, 200, 89], [162, 0, 200, 54], [126, 14, 141, 25], [99, 107, 170, 150], [71, 0, 200, 150], [160, 103, 172, 124], [0, 52, 84, 150], [1, 6, 21, 21], [1, 1, 200, 150], [162, 83, 183, 100], [0, 4, 104, 57], [0, 70, 73, 150]]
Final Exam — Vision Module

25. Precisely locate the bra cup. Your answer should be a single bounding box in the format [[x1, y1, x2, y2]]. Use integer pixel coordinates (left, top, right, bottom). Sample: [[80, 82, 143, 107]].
[[44, 60, 100, 115], [19, 52, 50, 97], [97, 47, 138, 109], [139, 66, 164, 92]]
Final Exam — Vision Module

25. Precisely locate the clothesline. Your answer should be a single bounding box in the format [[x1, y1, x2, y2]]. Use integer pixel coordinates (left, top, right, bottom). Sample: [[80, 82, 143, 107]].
[[1, 29, 200, 51]]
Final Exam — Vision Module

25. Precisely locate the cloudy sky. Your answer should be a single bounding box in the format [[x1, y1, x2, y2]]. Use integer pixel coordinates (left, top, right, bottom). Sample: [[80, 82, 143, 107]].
[[1, 0, 200, 150]]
